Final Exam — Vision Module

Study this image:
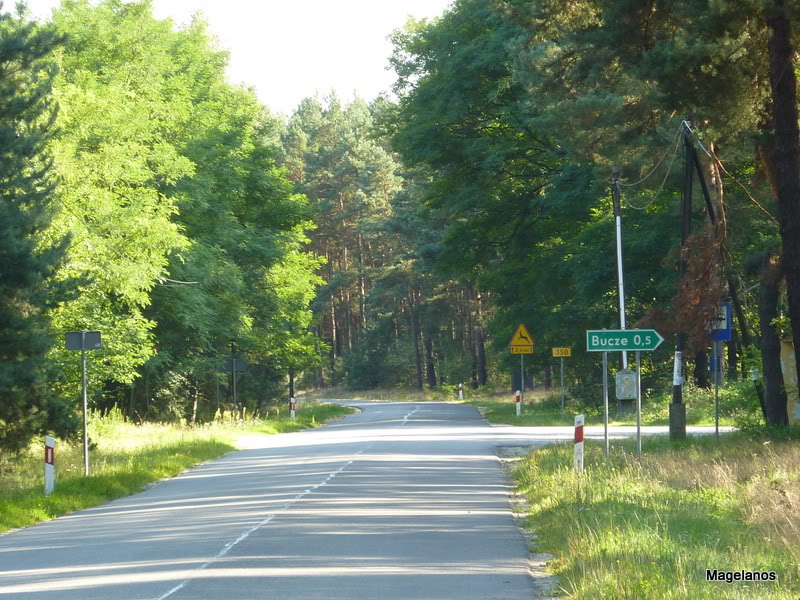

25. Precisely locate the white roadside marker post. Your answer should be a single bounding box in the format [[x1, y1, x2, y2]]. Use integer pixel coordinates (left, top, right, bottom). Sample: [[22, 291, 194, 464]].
[[458, 382, 464, 401], [574, 415, 584, 473], [515, 389, 522, 417], [44, 436, 55, 496], [290, 397, 296, 421]]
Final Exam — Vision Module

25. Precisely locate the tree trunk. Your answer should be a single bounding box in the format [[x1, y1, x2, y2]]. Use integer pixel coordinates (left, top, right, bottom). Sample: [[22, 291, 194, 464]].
[[316, 327, 326, 388], [464, 288, 478, 388], [329, 297, 338, 358], [358, 234, 367, 328], [767, 0, 800, 401], [424, 332, 437, 389], [728, 273, 765, 412], [407, 294, 423, 391], [760, 253, 788, 425], [476, 328, 488, 386], [438, 330, 447, 385], [475, 291, 488, 386], [342, 288, 352, 353], [190, 382, 198, 427], [694, 351, 710, 389], [726, 332, 738, 382]]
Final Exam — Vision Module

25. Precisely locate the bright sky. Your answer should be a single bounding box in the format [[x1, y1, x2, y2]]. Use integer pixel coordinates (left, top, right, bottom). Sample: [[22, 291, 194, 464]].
[[25, 0, 453, 116]]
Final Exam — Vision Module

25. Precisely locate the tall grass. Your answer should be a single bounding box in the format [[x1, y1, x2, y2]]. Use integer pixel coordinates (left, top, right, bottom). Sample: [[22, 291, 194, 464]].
[[303, 386, 465, 403], [0, 402, 353, 533], [469, 381, 751, 427], [513, 432, 800, 599], [305, 381, 752, 427]]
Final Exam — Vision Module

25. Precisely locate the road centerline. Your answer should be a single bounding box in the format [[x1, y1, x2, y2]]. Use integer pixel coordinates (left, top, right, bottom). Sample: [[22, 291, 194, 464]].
[[154, 445, 372, 600]]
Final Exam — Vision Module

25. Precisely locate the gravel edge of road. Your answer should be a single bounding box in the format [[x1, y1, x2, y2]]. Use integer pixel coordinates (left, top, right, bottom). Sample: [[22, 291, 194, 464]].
[[497, 447, 560, 600], [475, 402, 558, 598]]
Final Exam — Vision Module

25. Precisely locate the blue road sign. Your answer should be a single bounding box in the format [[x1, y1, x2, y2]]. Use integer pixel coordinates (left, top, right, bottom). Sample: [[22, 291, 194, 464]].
[[711, 302, 732, 342]]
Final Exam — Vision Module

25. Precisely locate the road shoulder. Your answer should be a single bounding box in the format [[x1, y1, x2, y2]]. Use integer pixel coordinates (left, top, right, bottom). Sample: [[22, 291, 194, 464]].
[[497, 446, 560, 599]]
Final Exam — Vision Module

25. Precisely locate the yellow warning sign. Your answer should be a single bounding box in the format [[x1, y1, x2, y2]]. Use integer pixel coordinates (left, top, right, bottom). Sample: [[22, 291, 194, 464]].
[[510, 324, 534, 354]]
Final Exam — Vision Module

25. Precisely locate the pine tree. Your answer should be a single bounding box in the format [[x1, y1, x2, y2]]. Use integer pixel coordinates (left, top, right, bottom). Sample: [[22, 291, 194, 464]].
[[0, 6, 68, 452]]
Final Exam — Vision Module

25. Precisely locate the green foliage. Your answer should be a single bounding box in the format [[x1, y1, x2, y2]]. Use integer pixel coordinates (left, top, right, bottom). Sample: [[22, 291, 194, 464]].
[[47, 0, 192, 395], [37, 1, 323, 421], [513, 434, 800, 599], [0, 6, 71, 452], [343, 319, 420, 389], [382, 0, 795, 415]]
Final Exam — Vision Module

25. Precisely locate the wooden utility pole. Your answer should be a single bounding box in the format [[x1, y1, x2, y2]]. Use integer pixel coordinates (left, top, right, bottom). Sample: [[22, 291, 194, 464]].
[[669, 122, 693, 439]]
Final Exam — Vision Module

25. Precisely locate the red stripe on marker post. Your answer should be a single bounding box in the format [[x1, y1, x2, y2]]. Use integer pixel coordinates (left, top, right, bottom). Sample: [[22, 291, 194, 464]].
[[44, 436, 55, 496], [574, 415, 585, 473]]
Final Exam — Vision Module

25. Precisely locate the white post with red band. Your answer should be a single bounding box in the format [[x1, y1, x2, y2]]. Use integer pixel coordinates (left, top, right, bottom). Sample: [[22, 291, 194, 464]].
[[458, 383, 464, 401], [44, 436, 55, 496], [290, 398, 296, 421], [574, 415, 584, 473], [515, 389, 522, 417]]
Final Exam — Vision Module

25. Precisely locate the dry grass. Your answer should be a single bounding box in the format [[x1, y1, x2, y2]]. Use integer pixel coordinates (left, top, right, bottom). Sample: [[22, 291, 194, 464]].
[[0, 403, 354, 533], [642, 441, 800, 561], [514, 432, 800, 599]]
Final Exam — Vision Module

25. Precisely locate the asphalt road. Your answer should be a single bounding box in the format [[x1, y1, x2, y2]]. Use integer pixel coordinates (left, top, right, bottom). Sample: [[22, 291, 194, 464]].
[[0, 402, 731, 599]]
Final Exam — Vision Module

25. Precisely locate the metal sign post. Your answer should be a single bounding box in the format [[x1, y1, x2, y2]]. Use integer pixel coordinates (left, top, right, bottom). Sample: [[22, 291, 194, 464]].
[[711, 302, 732, 440], [65, 331, 101, 477], [603, 352, 609, 455], [219, 354, 248, 409], [552, 348, 571, 412], [611, 174, 629, 371], [586, 329, 662, 459], [636, 351, 642, 458], [713, 340, 721, 439], [510, 324, 534, 415], [82, 340, 88, 475]]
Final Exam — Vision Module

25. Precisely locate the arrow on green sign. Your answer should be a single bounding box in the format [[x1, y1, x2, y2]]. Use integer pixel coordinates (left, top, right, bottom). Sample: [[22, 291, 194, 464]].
[[586, 329, 664, 352]]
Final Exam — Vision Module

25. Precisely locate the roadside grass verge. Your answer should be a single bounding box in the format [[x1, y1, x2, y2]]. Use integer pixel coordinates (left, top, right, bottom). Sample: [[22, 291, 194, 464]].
[[301, 386, 460, 403], [303, 382, 746, 427], [0, 402, 354, 534], [513, 430, 800, 599], [470, 384, 743, 427]]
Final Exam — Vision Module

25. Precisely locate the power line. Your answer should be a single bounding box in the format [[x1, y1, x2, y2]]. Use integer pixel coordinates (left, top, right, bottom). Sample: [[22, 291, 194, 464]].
[[683, 122, 780, 226], [624, 127, 683, 210], [618, 123, 684, 188]]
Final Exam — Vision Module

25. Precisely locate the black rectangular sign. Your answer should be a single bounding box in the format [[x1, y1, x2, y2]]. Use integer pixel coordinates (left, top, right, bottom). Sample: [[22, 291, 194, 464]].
[[65, 331, 102, 351]]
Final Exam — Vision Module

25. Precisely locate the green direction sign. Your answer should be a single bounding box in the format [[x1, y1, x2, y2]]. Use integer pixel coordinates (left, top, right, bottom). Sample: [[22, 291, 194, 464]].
[[586, 329, 664, 352]]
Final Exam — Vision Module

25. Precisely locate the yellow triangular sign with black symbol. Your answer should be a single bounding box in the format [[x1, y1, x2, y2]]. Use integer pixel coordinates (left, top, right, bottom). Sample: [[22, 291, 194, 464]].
[[510, 324, 534, 354]]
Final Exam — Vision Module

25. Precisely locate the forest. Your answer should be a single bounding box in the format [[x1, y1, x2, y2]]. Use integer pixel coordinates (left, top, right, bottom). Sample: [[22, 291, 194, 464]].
[[2, 0, 800, 453]]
